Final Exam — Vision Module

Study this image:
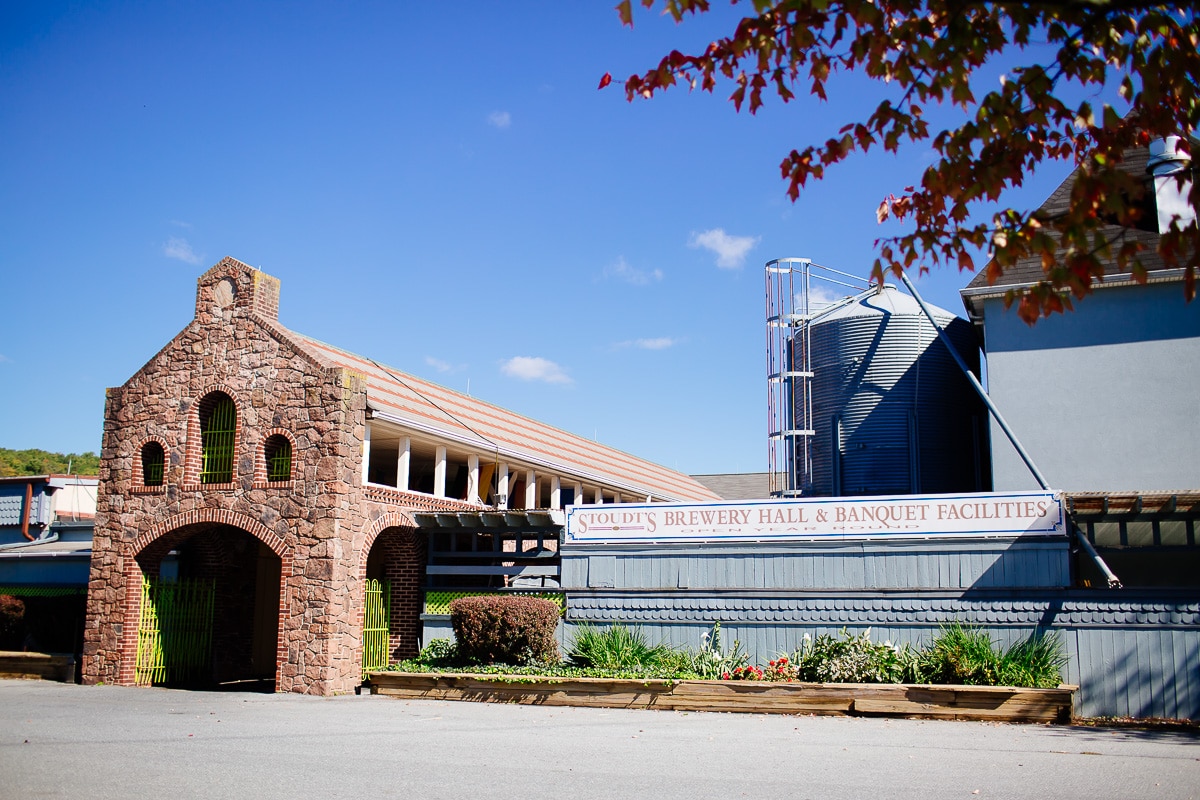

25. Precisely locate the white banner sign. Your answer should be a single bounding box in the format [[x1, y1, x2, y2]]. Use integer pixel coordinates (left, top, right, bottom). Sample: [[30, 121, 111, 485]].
[[565, 491, 1064, 544]]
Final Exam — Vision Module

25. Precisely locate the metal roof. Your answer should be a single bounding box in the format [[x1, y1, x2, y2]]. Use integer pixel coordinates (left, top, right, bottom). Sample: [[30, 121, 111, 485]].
[[291, 333, 721, 503]]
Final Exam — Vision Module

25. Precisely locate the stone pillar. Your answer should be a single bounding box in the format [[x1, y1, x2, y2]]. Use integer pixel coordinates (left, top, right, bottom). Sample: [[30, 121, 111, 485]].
[[594, 487, 603, 504], [550, 476, 561, 510]]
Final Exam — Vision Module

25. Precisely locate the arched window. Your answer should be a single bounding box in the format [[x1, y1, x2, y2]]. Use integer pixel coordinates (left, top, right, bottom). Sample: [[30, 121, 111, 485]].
[[264, 434, 292, 482], [141, 441, 164, 487], [199, 392, 236, 484]]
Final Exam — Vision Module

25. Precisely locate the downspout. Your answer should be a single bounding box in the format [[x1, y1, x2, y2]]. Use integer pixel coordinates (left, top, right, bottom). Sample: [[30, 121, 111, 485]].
[[21, 480, 35, 541], [899, 270, 1122, 588]]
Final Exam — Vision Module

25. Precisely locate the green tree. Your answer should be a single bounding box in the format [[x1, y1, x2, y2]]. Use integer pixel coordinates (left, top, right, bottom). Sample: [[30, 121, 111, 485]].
[[0, 448, 100, 477], [605, 0, 1199, 322]]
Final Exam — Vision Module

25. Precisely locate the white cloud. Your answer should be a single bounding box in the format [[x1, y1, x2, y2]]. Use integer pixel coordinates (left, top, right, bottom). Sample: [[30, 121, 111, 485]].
[[688, 228, 760, 269], [425, 356, 461, 373], [800, 285, 850, 313], [487, 111, 512, 129], [501, 356, 571, 385], [603, 256, 663, 286], [164, 236, 203, 265], [615, 337, 679, 351], [635, 337, 676, 350]]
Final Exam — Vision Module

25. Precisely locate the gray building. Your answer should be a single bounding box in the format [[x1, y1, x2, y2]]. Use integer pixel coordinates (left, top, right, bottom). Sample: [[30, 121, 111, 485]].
[[961, 140, 1199, 494], [960, 137, 1200, 589]]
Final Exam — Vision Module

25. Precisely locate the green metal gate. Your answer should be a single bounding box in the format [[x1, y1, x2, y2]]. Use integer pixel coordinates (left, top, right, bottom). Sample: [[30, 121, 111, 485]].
[[135, 577, 215, 686], [362, 579, 390, 679]]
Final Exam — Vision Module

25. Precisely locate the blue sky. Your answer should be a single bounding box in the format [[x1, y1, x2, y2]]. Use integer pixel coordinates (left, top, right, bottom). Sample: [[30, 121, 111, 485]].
[[1, 1, 1084, 475]]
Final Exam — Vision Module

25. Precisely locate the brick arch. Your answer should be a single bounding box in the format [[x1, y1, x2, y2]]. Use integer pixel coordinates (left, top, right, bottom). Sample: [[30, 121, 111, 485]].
[[183, 384, 245, 486], [359, 512, 426, 663], [255, 427, 299, 484], [134, 435, 170, 488], [362, 510, 418, 558], [133, 508, 288, 559]]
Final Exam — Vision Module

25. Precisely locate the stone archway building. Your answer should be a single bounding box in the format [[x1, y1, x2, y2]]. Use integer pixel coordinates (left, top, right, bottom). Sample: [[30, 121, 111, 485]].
[[84, 257, 718, 695]]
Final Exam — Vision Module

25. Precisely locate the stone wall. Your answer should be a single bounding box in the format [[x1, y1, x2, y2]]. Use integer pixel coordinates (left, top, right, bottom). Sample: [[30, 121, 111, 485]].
[[85, 258, 373, 694]]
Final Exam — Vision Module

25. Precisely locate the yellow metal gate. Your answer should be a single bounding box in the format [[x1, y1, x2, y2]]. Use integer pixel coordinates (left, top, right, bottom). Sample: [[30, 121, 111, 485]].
[[362, 579, 390, 679], [135, 577, 215, 686]]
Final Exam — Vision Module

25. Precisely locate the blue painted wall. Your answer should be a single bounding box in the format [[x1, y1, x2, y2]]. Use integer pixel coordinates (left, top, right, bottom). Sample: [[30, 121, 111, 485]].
[[561, 537, 1199, 719], [981, 282, 1200, 492]]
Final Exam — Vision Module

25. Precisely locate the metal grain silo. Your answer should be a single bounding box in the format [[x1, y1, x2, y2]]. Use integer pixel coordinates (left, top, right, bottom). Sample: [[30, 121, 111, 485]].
[[800, 284, 988, 497]]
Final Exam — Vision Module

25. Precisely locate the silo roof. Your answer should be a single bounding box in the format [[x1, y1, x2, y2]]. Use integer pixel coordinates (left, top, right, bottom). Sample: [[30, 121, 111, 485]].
[[812, 285, 958, 324]]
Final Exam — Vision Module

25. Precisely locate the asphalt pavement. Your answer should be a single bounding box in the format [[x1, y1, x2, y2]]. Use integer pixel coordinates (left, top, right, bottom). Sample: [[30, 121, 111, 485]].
[[1, 680, 1196, 799]]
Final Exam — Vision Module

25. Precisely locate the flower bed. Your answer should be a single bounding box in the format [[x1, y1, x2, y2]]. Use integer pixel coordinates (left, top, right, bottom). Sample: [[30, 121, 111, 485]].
[[368, 671, 1077, 723]]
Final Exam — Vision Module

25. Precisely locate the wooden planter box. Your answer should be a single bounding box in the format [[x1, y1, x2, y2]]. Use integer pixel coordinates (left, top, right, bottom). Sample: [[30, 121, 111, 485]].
[[368, 672, 1076, 723], [0, 651, 76, 683]]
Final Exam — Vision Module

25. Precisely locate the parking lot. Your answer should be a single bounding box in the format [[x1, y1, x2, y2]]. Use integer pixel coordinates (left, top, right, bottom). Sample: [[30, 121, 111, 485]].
[[1, 681, 1197, 799]]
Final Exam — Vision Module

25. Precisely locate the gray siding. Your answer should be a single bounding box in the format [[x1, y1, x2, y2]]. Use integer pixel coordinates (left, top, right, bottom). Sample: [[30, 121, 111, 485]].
[[982, 283, 1200, 493], [562, 537, 1198, 719], [564, 590, 1199, 719], [563, 538, 1070, 591]]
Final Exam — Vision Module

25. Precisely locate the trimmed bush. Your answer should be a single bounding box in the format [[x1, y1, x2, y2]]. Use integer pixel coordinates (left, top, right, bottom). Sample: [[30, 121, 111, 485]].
[[450, 595, 560, 666], [0, 595, 25, 650]]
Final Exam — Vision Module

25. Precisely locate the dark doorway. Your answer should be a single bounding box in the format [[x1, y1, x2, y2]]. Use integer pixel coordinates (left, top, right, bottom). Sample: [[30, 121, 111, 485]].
[[137, 523, 281, 691]]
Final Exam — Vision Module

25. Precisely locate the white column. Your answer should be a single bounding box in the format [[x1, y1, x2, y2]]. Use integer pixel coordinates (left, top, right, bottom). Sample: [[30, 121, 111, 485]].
[[550, 476, 561, 510], [574, 482, 584, 507], [434, 445, 447, 498], [497, 464, 509, 509], [468, 454, 480, 503], [361, 423, 372, 486], [525, 469, 537, 509], [594, 487, 603, 504], [396, 436, 410, 490], [614, 492, 623, 504]]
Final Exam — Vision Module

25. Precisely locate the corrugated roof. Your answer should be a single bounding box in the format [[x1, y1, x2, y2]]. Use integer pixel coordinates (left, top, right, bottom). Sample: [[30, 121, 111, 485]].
[[291, 333, 721, 503]]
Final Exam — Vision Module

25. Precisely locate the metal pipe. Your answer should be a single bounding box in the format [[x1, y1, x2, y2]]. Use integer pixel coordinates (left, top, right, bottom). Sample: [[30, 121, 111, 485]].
[[0, 531, 59, 551], [21, 481, 35, 541], [898, 271, 1122, 588]]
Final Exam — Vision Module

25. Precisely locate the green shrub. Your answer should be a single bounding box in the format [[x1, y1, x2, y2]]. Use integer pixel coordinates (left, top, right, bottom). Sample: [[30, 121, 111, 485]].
[[687, 621, 750, 679], [415, 638, 461, 667], [915, 623, 1000, 685], [568, 624, 672, 670], [790, 628, 916, 684], [450, 595, 560, 667], [996, 630, 1067, 688], [915, 624, 1066, 688]]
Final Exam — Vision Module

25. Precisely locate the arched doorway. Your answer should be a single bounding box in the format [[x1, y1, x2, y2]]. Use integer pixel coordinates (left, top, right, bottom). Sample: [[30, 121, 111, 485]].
[[362, 527, 426, 674], [134, 522, 282, 690]]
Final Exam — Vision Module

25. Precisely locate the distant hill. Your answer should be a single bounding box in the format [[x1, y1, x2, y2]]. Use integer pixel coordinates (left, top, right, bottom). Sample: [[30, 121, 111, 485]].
[[0, 448, 100, 477]]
